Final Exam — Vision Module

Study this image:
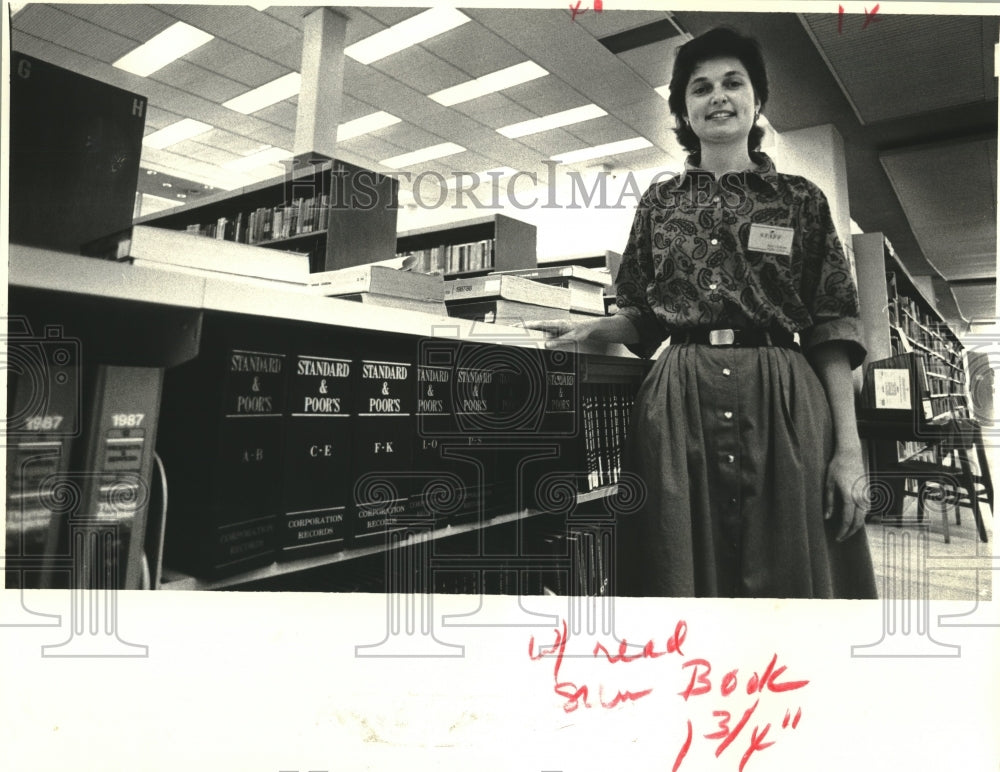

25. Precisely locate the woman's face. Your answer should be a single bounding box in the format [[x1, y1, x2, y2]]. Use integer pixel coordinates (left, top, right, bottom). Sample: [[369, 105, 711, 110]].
[[683, 56, 759, 149]]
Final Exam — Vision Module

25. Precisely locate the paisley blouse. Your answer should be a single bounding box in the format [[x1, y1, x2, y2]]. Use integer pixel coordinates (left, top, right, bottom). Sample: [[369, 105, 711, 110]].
[[615, 153, 866, 368]]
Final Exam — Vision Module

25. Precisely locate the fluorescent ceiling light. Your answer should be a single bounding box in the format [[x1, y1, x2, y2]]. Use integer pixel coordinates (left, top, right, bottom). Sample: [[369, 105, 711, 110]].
[[345, 7, 470, 64], [498, 104, 607, 139], [380, 142, 466, 169], [143, 119, 213, 149], [114, 22, 214, 77], [223, 146, 292, 173], [223, 72, 301, 114], [430, 61, 549, 106], [337, 111, 402, 142], [551, 137, 653, 165]]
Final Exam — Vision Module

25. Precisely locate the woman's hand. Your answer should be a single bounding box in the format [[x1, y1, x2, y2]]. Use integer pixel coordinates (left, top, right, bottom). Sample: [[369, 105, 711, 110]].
[[521, 319, 590, 344], [522, 315, 640, 347], [824, 448, 868, 541]]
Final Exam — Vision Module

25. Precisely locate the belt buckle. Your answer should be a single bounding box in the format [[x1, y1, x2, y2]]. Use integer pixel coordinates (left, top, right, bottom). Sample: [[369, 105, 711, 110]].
[[709, 329, 736, 346]]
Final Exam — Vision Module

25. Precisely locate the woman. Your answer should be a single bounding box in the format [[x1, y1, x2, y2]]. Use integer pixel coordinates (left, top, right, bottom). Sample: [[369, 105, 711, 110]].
[[531, 27, 877, 598]]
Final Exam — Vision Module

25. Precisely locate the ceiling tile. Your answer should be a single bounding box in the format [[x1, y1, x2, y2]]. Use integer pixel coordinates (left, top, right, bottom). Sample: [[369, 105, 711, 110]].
[[421, 21, 531, 80], [572, 9, 673, 38], [565, 115, 637, 146], [337, 134, 409, 165], [254, 101, 299, 131], [24, 10, 137, 65], [200, 129, 275, 157], [450, 93, 536, 130], [513, 128, 587, 157], [615, 38, 682, 89], [337, 94, 380, 124], [375, 123, 450, 153], [185, 40, 291, 88], [150, 60, 247, 103], [369, 45, 467, 95], [168, 139, 243, 166], [360, 7, 426, 27], [164, 4, 302, 58], [504, 78, 590, 116], [62, 3, 177, 45], [801, 13, 997, 123], [142, 105, 188, 133]]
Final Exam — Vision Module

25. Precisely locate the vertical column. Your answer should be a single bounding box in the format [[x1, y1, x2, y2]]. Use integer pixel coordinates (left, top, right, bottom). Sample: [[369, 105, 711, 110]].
[[773, 124, 851, 253], [294, 8, 348, 165]]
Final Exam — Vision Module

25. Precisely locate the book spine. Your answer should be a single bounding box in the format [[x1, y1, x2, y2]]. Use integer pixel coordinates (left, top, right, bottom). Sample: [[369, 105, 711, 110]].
[[4, 327, 81, 589], [281, 352, 354, 559], [352, 346, 415, 545], [160, 332, 287, 578], [71, 365, 164, 589]]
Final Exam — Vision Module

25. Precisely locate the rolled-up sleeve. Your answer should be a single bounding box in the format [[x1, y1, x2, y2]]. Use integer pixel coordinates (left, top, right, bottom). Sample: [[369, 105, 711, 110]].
[[798, 184, 867, 370], [615, 188, 668, 359]]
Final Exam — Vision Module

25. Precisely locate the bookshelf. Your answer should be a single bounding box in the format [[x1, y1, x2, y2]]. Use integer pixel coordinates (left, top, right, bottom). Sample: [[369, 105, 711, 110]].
[[8, 246, 647, 594], [395, 213, 536, 278], [853, 232, 982, 524], [135, 159, 399, 274], [854, 232, 970, 425]]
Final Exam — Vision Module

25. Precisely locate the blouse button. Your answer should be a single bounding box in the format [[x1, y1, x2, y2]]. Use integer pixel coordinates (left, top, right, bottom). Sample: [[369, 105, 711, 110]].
[[725, 454, 736, 464], [709, 283, 718, 290], [722, 368, 732, 377], [710, 238, 719, 246], [723, 411, 733, 419]]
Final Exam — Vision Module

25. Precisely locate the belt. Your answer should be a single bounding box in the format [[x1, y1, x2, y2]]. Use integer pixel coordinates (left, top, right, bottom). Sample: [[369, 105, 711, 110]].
[[672, 327, 798, 349]]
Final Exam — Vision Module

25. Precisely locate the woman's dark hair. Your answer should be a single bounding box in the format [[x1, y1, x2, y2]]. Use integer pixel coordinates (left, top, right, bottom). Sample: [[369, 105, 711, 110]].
[[667, 27, 769, 159]]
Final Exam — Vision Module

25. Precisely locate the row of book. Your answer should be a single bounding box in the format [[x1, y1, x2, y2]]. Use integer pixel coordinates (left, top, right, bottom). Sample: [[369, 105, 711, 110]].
[[5, 325, 163, 590], [182, 194, 332, 245], [582, 383, 635, 492], [397, 239, 495, 276], [154, 314, 643, 580], [298, 520, 615, 596]]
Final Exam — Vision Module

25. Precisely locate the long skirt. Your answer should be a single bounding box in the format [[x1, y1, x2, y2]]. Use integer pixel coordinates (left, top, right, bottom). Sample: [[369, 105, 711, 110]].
[[616, 342, 879, 598]]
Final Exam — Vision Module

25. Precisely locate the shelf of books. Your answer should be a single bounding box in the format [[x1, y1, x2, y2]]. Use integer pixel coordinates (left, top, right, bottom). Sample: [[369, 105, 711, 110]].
[[853, 232, 981, 521], [395, 213, 536, 278], [854, 232, 970, 426], [134, 158, 399, 273], [7, 245, 647, 594]]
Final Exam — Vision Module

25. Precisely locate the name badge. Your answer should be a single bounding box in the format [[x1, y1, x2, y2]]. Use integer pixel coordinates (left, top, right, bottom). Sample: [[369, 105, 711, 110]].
[[748, 224, 795, 256]]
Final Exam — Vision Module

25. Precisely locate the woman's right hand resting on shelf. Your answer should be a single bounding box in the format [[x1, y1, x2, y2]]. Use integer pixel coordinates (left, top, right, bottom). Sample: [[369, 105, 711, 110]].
[[522, 315, 640, 347]]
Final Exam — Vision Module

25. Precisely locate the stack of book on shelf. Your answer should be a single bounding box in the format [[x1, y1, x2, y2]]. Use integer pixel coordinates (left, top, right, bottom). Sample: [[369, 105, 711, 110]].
[[489, 265, 612, 317], [306, 263, 447, 315], [443, 274, 572, 325], [153, 312, 643, 582], [182, 194, 331, 245], [581, 382, 636, 492], [397, 239, 494, 275], [85, 225, 311, 285]]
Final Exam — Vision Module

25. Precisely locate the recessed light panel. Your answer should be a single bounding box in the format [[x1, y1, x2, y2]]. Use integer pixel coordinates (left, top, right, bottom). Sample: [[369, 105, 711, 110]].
[[113, 22, 214, 77], [498, 104, 607, 139], [380, 142, 466, 169], [430, 62, 549, 106], [337, 111, 402, 142], [551, 137, 653, 165], [223, 72, 302, 114], [346, 8, 471, 65], [143, 119, 214, 149]]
